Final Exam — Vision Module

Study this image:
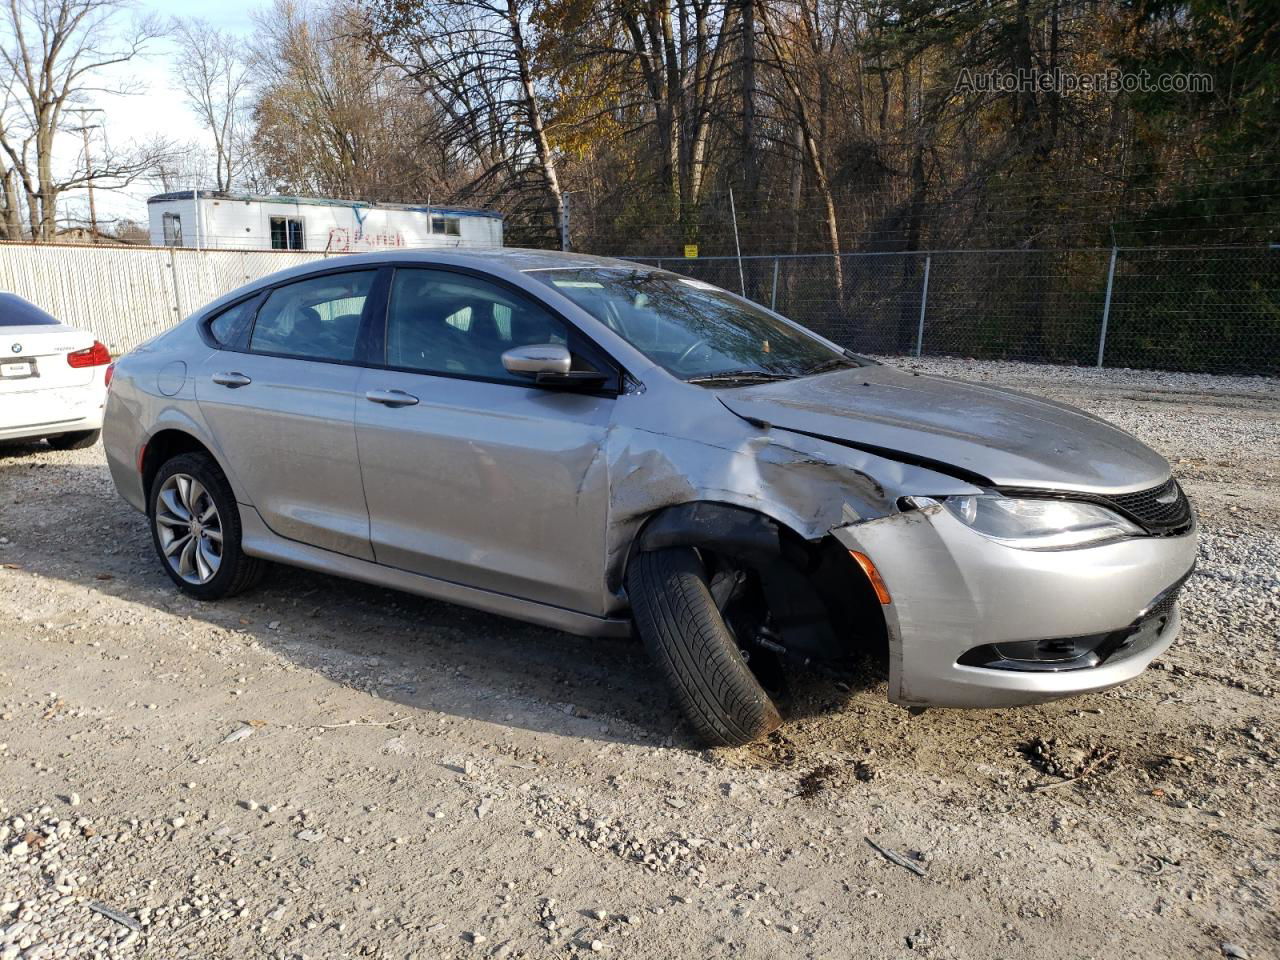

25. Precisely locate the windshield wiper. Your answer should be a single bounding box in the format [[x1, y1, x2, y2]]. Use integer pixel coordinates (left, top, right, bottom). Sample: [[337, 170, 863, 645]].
[[686, 370, 797, 385], [803, 356, 858, 376]]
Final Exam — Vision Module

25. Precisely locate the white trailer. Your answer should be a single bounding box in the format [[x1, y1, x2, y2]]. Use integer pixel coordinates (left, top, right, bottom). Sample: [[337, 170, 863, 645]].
[[147, 192, 503, 252]]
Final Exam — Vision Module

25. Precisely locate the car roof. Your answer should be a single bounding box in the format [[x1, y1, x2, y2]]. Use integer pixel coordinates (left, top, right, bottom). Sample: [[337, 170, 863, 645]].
[[413, 247, 651, 273], [196, 248, 655, 320], [287, 246, 649, 278]]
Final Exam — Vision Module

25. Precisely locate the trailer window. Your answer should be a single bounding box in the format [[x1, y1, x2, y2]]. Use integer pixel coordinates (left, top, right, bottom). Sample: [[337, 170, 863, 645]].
[[162, 213, 183, 246], [270, 216, 305, 250], [431, 215, 461, 237]]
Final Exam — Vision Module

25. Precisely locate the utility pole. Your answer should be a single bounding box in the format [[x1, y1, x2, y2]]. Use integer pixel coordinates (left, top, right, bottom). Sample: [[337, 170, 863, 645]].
[[69, 108, 105, 241]]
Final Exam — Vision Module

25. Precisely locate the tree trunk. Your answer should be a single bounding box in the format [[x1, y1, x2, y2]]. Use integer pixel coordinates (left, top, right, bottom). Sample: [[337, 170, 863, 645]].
[[760, 9, 841, 303], [740, 0, 758, 212], [623, 8, 679, 223], [38, 128, 57, 240], [659, 1, 683, 229], [506, 0, 564, 246], [1, 170, 22, 239]]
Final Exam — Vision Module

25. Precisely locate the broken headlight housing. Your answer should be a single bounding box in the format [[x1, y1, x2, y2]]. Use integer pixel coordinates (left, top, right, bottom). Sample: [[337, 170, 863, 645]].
[[943, 495, 1143, 550]]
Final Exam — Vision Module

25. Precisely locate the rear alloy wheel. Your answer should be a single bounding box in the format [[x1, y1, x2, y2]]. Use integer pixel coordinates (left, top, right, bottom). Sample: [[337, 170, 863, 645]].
[[628, 547, 783, 746], [149, 452, 265, 600], [46, 429, 100, 450]]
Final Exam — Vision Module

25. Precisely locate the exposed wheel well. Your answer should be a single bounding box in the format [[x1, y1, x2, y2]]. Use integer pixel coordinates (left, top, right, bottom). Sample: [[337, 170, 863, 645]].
[[142, 430, 218, 505], [626, 501, 888, 668]]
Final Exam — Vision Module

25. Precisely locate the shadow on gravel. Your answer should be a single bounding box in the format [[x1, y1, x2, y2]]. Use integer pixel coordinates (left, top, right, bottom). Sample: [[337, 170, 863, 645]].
[[0, 438, 59, 459], [0, 453, 886, 751]]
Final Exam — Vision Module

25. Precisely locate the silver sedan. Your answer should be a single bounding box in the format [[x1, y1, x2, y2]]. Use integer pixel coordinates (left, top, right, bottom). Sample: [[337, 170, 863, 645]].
[[103, 249, 1197, 745]]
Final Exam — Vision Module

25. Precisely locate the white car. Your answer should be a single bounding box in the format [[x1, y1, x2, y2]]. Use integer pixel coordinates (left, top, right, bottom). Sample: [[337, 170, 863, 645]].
[[0, 293, 110, 449]]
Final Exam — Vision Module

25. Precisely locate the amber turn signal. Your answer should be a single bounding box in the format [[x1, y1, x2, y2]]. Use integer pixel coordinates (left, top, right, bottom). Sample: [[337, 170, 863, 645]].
[[849, 550, 892, 605]]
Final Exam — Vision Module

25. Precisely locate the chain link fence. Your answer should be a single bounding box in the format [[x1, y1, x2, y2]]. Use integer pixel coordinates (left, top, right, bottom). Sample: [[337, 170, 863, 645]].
[[0, 240, 1274, 374], [634, 245, 1280, 376]]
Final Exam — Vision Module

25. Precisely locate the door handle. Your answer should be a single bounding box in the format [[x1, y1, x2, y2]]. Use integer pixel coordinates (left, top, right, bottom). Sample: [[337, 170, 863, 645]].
[[365, 388, 419, 407], [212, 372, 252, 388]]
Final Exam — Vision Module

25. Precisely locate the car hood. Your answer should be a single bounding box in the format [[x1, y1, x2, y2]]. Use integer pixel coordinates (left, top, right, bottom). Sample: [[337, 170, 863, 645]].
[[717, 365, 1170, 494]]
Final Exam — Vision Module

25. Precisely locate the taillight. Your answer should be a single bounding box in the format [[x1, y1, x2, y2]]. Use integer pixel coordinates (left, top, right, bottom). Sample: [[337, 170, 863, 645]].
[[68, 340, 111, 368], [104, 363, 115, 388]]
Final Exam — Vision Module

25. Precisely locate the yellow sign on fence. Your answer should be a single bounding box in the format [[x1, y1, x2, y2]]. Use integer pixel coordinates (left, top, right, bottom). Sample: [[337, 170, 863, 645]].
[[683, 244, 698, 259]]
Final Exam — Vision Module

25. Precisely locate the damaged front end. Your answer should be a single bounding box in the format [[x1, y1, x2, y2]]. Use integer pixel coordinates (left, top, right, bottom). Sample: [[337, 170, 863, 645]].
[[607, 401, 985, 686], [610, 386, 1195, 711], [830, 495, 1196, 708]]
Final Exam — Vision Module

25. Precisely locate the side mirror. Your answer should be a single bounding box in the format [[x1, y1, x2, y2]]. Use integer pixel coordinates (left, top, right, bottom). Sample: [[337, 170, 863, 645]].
[[501, 343, 609, 390], [501, 343, 572, 376]]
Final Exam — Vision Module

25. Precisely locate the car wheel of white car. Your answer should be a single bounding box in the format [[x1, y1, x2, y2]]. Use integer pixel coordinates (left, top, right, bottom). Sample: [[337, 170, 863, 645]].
[[149, 452, 266, 600], [628, 547, 783, 747], [46, 429, 100, 450]]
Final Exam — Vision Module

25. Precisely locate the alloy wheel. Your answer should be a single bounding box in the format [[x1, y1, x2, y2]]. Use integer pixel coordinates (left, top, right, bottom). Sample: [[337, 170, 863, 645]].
[[155, 473, 223, 585]]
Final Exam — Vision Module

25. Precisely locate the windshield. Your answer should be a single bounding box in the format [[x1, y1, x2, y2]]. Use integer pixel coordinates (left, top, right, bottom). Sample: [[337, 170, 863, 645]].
[[529, 268, 859, 383]]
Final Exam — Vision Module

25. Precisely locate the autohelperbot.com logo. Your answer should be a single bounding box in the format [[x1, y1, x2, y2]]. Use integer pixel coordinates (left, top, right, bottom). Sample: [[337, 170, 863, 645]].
[[955, 67, 1213, 95]]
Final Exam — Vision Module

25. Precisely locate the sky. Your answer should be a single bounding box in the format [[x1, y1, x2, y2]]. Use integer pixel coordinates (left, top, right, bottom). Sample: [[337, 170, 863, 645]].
[[57, 0, 264, 229]]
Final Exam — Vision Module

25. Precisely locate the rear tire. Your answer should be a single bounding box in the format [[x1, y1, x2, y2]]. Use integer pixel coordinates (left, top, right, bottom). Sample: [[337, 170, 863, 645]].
[[628, 547, 783, 747], [46, 429, 100, 450], [148, 452, 266, 600]]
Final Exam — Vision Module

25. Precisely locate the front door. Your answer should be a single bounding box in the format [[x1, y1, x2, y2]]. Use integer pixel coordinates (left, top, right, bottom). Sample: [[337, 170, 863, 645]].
[[195, 269, 377, 560], [354, 267, 615, 614]]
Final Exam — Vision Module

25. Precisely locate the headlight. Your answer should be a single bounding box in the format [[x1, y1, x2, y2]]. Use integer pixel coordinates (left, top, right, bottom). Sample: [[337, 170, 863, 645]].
[[943, 495, 1143, 550]]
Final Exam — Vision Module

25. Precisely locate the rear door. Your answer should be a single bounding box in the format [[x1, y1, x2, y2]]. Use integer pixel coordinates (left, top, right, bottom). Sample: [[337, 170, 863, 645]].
[[193, 269, 377, 560], [353, 266, 617, 614], [0, 295, 96, 432]]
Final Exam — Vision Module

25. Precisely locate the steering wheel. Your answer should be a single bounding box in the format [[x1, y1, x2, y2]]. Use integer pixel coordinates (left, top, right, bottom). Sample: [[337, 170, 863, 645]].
[[674, 338, 710, 371]]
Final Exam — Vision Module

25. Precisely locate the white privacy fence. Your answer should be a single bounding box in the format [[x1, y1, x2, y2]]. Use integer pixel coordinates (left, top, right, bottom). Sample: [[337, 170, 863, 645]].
[[0, 242, 333, 353]]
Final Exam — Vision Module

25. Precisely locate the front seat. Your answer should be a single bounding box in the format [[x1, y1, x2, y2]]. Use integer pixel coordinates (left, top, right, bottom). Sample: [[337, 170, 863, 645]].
[[292, 306, 326, 355], [457, 301, 509, 378]]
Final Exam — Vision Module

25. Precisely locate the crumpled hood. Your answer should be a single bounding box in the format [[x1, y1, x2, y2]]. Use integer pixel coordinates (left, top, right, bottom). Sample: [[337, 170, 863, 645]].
[[718, 365, 1170, 494]]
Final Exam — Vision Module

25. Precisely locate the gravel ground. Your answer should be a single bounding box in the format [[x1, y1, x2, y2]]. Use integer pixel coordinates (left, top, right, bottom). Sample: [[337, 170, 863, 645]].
[[0, 358, 1276, 960]]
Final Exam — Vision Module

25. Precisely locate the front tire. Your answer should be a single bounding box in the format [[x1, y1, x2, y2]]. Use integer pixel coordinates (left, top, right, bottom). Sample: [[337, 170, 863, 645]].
[[46, 429, 100, 450], [148, 452, 265, 600], [628, 547, 783, 746]]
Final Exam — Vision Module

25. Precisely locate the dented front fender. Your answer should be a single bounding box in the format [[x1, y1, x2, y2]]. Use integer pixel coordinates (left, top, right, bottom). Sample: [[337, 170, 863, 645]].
[[600, 387, 983, 610]]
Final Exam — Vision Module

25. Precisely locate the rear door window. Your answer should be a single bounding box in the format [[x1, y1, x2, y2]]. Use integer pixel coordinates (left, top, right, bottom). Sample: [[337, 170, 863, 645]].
[[249, 271, 375, 362]]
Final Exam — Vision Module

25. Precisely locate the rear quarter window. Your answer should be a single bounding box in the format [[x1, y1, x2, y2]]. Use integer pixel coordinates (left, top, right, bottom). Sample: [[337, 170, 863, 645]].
[[207, 298, 258, 347]]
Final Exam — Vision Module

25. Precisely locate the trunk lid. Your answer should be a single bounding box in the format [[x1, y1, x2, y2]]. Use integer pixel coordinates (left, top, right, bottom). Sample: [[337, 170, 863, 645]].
[[717, 364, 1170, 494], [0, 324, 95, 393]]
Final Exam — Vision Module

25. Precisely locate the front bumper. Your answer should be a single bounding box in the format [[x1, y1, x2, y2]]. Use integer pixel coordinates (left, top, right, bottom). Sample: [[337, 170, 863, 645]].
[[832, 503, 1198, 708]]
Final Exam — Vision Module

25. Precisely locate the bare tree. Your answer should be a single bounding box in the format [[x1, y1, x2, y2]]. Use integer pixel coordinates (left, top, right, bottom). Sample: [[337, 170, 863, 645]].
[[170, 17, 251, 192], [759, 3, 842, 297], [369, 0, 566, 245], [142, 140, 216, 193], [601, 0, 738, 236], [250, 0, 455, 203], [0, 0, 169, 240]]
